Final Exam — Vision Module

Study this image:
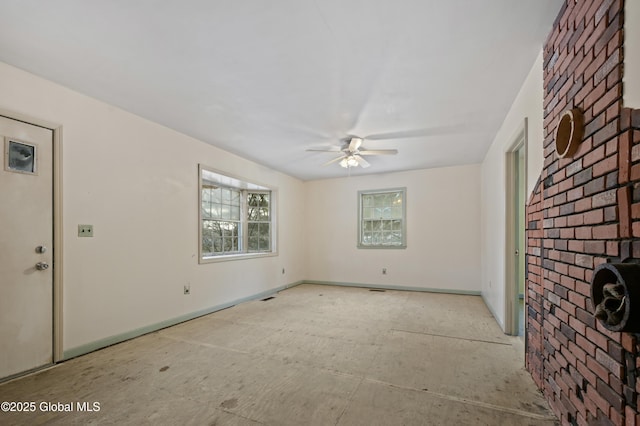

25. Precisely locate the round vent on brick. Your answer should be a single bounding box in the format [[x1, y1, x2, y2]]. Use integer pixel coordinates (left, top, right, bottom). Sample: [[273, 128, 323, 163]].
[[590, 263, 640, 332], [554, 108, 584, 159]]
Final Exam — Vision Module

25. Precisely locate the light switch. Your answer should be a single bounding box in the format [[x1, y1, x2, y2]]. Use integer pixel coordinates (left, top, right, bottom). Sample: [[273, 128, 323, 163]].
[[78, 224, 93, 237]]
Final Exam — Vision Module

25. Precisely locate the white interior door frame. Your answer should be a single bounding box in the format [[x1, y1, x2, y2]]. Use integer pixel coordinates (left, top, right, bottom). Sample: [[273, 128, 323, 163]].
[[504, 118, 528, 336], [0, 108, 63, 364]]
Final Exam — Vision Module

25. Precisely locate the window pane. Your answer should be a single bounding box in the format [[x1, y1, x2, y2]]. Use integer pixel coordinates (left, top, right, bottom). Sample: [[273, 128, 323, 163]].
[[363, 232, 372, 244], [372, 232, 381, 245], [259, 234, 270, 250], [385, 193, 394, 207], [213, 235, 222, 252], [221, 205, 230, 220], [202, 226, 213, 253], [211, 204, 221, 220], [231, 204, 240, 220], [392, 206, 402, 219], [248, 206, 258, 220], [231, 190, 240, 206], [363, 207, 373, 219], [223, 236, 232, 252], [259, 207, 269, 220], [222, 188, 231, 204], [382, 220, 392, 231], [248, 236, 259, 251]]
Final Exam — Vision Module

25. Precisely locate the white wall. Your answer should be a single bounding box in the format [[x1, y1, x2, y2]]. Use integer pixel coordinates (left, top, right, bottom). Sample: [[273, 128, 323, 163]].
[[305, 165, 482, 293], [0, 61, 306, 355], [625, 0, 640, 108], [480, 51, 544, 330]]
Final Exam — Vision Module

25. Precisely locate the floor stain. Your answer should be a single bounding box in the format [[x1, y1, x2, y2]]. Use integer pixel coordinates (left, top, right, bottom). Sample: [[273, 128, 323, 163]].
[[220, 398, 238, 409], [159, 366, 170, 372]]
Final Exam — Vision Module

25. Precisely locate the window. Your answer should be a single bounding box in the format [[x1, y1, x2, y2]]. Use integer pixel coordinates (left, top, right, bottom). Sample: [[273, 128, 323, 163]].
[[199, 165, 276, 261], [247, 193, 271, 252], [358, 188, 406, 248]]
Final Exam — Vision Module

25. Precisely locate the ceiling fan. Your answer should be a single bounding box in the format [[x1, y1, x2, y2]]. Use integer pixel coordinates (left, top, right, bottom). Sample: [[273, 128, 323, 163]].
[[306, 136, 398, 169], [305, 125, 465, 169]]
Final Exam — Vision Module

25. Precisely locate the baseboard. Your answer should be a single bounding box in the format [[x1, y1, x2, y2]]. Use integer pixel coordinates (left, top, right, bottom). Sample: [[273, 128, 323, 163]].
[[301, 280, 481, 296], [63, 280, 304, 360], [63, 279, 479, 360], [481, 293, 505, 332]]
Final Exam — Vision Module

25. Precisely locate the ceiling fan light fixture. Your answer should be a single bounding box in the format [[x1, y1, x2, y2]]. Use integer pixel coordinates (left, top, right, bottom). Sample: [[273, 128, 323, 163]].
[[340, 155, 359, 168]]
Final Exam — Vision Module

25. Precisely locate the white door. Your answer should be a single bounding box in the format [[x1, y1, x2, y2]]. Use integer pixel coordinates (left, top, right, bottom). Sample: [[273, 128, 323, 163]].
[[0, 115, 54, 380]]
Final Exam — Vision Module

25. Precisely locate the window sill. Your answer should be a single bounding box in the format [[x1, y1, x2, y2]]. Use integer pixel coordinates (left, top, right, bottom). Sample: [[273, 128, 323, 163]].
[[199, 251, 278, 264], [357, 244, 407, 250]]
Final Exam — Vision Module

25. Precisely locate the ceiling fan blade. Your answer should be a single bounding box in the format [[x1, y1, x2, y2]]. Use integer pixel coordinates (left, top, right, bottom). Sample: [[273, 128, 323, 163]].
[[306, 148, 342, 153], [358, 149, 398, 156], [354, 155, 370, 168], [364, 125, 463, 141], [349, 137, 363, 152], [323, 155, 346, 166]]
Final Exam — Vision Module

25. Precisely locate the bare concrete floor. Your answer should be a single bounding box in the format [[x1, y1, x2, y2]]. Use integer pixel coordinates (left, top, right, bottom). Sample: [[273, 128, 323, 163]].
[[0, 284, 558, 425]]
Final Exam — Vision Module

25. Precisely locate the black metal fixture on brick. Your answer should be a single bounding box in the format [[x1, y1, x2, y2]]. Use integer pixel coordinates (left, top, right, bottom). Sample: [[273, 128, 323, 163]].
[[590, 263, 640, 332]]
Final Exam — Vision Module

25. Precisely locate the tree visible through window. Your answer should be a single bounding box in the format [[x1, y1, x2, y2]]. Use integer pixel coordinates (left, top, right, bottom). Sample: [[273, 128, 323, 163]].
[[358, 188, 406, 248], [200, 166, 275, 260], [247, 193, 270, 252]]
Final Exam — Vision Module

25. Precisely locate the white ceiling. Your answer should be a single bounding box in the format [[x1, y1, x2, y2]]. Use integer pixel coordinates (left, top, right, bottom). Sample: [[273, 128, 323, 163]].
[[0, 1, 562, 180]]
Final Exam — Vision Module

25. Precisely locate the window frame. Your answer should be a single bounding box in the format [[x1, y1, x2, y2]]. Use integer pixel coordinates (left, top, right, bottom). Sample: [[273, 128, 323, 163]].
[[199, 165, 277, 263], [357, 187, 407, 249], [246, 191, 272, 253]]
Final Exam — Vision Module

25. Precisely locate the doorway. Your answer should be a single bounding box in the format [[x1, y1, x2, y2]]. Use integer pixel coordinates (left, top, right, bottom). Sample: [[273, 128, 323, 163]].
[[505, 120, 527, 338], [0, 114, 59, 380]]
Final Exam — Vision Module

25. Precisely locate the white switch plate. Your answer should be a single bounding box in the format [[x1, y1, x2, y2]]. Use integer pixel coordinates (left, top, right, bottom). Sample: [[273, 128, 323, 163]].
[[78, 224, 94, 237]]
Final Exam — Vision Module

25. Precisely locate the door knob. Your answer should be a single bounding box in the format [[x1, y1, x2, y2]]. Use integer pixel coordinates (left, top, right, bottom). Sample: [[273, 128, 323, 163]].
[[35, 262, 49, 271], [36, 245, 47, 254]]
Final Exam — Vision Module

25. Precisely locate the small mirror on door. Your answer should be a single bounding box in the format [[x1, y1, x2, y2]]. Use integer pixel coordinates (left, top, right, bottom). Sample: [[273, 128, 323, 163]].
[[5, 138, 37, 175]]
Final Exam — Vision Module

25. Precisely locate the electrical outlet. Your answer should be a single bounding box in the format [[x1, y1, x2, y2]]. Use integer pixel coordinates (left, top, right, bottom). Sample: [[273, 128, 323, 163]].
[[78, 224, 94, 237], [382, 268, 387, 275], [184, 284, 190, 295]]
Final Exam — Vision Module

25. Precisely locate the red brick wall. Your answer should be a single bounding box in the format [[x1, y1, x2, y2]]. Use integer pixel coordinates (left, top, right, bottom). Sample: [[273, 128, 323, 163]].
[[525, 0, 640, 424]]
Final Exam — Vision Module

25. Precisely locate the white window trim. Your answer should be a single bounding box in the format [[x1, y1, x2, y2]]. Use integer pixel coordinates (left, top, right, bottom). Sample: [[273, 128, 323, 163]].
[[357, 187, 407, 249], [199, 164, 278, 263]]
